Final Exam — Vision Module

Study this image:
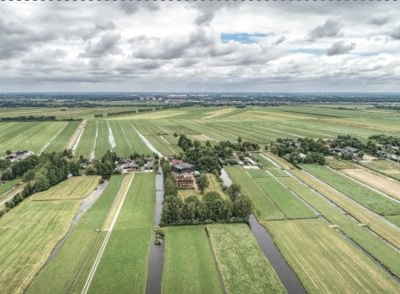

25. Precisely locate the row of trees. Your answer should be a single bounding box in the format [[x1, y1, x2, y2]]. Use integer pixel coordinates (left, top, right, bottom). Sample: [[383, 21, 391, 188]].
[[178, 135, 260, 174], [160, 160, 251, 226], [3, 151, 80, 213], [0, 116, 80, 122]]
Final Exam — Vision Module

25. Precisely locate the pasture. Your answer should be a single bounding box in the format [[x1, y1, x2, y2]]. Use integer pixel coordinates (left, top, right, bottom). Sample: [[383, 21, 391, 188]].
[[361, 160, 400, 181], [178, 174, 229, 201], [207, 224, 287, 294], [162, 226, 224, 294]]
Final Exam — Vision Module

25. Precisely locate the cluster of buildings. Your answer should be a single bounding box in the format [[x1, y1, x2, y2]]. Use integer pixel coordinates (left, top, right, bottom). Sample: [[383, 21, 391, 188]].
[[170, 160, 196, 189], [116, 157, 155, 173], [329, 146, 361, 157], [5, 150, 33, 162]]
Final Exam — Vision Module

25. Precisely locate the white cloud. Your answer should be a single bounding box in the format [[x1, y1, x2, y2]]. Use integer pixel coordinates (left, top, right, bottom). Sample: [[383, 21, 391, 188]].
[[1, 2, 400, 91]]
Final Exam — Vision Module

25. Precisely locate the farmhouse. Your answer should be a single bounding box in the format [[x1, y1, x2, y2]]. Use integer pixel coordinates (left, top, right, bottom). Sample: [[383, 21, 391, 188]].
[[6, 150, 33, 162], [171, 162, 195, 174], [173, 172, 195, 189]]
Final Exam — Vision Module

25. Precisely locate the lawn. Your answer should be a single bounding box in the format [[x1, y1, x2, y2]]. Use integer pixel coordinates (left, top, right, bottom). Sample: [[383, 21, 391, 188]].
[[33, 176, 100, 201], [301, 164, 400, 216], [162, 226, 224, 294], [87, 173, 155, 294], [264, 219, 400, 294], [207, 224, 287, 294], [225, 166, 285, 220], [26, 175, 125, 294], [0, 197, 80, 293]]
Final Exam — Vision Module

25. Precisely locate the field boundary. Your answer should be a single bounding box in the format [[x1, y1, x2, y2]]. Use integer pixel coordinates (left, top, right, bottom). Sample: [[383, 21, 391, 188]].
[[80, 173, 134, 294]]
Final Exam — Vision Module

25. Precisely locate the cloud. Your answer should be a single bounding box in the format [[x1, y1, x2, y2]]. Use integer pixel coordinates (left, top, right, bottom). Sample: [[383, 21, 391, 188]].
[[81, 32, 121, 57], [370, 16, 390, 26], [119, 2, 159, 15], [307, 20, 341, 40], [390, 26, 400, 40], [327, 41, 356, 56]]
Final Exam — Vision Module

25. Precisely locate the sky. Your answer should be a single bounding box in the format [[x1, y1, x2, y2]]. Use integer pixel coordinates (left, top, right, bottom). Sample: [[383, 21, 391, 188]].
[[1, 2, 400, 92]]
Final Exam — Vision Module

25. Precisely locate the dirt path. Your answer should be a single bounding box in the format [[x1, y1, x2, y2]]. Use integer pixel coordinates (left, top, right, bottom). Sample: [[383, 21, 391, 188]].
[[0, 185, 25, 208], [81, 173, 134, 294], [68, 120, 86, 151]]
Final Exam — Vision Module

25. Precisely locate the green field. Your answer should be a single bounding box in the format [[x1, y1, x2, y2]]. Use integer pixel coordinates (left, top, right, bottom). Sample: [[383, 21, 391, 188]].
[[207, 224, 287, 294], [75, 120, 97, 158], [253, 174, 317, 219], [87, 173, 155, 294], [178, 173, 229, 201], [264, 219, 400, 294], [27, 175, 125, 294], [0, 190, 80, 293], [162, 226, 224, 294], [33, 176, 100, 201], [43, 121, 79, 153], [301, 164, 400, 216], [0, 179, 21, 199], [94, 120, 111, 159], [0, 121, 71, 154], [225, 166, 285, 220]]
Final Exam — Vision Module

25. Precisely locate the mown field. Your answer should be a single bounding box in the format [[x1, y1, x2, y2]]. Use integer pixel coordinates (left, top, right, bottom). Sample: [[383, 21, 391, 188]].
[[33, 176, 100, 201], [0, 121, 75, 154], [361, 159, 400, 181], [0, 176, 102, 293]]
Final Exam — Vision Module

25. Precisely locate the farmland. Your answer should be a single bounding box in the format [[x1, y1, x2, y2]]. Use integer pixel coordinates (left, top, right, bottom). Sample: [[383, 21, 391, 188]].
[[2, 104, 400, 293], [162, 226, 224, 294], [207, 224, 287, 294]]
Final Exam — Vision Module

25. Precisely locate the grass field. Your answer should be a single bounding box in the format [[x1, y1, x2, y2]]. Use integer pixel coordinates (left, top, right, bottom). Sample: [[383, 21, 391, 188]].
[[0, 121, 71, 154], [264, 219, 400, 294], [252, 174, 317, 219], [361, 160, 400, 181], [26, 175, 125, 294], [75, 120, 97, 158], [33, 176, 100, 201], [290, 167, 400, 251], [342, 168, 400, 201], [225, 166, 285, 220], [207, 224, 287, 294], [0, 179, 21, 199], [87, 173, 155, 294], [94, 120, 110, 159], [43, 121, 80, 153], [301, 164, 400, 216], [277, 174, 400, 278], [162, 226, 224, 294], [178, 174, 229, 201], [0, 194, 80, 293]]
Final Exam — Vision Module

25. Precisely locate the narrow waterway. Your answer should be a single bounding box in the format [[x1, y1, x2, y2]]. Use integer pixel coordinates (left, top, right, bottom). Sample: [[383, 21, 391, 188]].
[[220, 168, 306, 294], [146, 167, 165, 294], [44, 180, 108, 267]]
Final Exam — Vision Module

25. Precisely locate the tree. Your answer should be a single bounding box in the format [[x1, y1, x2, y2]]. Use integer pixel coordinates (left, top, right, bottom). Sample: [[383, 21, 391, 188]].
[[34, 171, 50, 191], [237, 136, 243, 145], [23, 170, 35, 184], [197, 174, 209, 194]]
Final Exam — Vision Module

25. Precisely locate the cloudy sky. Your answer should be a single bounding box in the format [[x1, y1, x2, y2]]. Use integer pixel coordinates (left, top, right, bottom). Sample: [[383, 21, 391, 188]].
[[1, 2, 400, 92]]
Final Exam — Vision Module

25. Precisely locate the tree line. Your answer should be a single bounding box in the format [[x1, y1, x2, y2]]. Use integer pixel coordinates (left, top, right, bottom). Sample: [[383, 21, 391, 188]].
[[160, 160, 251, 226], [0, 116, 81, 122]]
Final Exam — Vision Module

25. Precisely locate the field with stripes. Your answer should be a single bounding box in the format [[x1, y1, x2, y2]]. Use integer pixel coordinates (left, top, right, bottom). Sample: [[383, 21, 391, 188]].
[[1, 105, 400, 293]]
